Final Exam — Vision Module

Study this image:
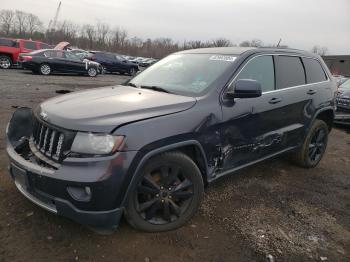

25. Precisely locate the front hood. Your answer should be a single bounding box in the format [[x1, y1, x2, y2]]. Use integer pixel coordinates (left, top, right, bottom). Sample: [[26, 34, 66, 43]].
[[337, 89, 350, 98], [38, 86, 196, 132]]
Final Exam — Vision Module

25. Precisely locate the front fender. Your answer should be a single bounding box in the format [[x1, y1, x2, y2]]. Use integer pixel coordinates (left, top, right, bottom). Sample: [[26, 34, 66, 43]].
[[119, 140, 208, 207]]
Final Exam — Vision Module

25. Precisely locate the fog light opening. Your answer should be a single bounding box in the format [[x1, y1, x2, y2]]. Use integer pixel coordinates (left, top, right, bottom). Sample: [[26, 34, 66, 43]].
[[67, 186, 92, 202]]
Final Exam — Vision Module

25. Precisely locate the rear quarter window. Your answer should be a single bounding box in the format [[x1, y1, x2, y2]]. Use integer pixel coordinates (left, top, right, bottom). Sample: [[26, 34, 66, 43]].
[[302, 58, 327, 83], [275, 56, 306, 89]]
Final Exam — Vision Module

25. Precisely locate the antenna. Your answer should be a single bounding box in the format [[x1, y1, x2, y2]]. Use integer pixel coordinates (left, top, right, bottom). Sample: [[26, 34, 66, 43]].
[[276, 38, 282, 47]]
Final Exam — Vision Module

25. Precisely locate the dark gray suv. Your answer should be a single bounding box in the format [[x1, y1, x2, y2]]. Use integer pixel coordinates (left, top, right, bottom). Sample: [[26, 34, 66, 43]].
[[6, 47, 336, 232]]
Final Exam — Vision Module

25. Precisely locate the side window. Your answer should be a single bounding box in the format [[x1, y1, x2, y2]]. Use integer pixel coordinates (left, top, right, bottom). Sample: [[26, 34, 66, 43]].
[[44, 51, 52, 57], [0, 38, 17, 47], [56, 51, 64, 58], [302, 58, 327, 83], [275, 56, 305, 89], [236, 55, 275, 92], [40, 43, 51, 49], [24, 41, 37, 50]]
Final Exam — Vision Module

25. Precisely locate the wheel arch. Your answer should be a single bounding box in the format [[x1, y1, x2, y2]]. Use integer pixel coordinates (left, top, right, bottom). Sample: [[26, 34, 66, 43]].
[[121, 140, 209, 206], [0, 52, 13, 61], [313, 107, 335, 131]]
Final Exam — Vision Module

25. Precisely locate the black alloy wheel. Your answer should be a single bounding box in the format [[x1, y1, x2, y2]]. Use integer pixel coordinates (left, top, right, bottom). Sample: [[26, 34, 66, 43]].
[[126, 152, 204, 232], [307, 126, 327, 164], [292, 119, 328, 168], [136, 165, 194, 224]]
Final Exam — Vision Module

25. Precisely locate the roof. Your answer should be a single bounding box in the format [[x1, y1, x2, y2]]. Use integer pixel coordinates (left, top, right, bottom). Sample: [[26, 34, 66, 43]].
[[179, 47, 255, 55], [178, 46, 317, 57]]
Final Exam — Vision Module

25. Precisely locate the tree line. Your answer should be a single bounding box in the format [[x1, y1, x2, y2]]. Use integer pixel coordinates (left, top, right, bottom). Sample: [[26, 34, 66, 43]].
[[0, 9, 328, 58]]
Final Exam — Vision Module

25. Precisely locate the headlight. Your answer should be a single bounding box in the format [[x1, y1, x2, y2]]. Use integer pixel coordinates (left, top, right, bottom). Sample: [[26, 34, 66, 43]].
[[71, 132, 124, 155]]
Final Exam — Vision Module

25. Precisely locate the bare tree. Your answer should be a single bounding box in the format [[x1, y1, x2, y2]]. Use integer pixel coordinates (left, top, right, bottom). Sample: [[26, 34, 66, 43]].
[[112, 27, 128, 50], [0, 9, 15, 35], [311, 45, 328, 56], [211, 38, 232, 47], [239, 39, 263, 47], [15, 10, 28, 36], [82, 24, 96, 49], [27, 13, 42, 36], [96, 22, 110, 45]]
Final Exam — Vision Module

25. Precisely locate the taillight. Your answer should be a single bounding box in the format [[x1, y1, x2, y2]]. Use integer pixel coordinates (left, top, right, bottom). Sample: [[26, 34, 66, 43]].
[[22, 56, 32, 61], [90, 55, 96, 61]]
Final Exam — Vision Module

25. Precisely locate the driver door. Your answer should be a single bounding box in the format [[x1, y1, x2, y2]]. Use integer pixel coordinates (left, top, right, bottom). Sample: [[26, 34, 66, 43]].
[[220, 55, 288, 171]]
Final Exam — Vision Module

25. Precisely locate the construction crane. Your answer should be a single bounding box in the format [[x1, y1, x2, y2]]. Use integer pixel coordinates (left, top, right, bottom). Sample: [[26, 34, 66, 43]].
[[48, 1, 62, 31]]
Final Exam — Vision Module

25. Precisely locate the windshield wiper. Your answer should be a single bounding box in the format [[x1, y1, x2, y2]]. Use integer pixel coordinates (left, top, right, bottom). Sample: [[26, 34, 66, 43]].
[[127, 82, 139, 88], [140, 85, 171, 94]]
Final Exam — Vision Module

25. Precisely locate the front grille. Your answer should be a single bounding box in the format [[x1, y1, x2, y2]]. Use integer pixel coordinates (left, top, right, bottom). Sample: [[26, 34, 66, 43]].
[[32, 117, 76, 162], [336, 97, 350, 108]]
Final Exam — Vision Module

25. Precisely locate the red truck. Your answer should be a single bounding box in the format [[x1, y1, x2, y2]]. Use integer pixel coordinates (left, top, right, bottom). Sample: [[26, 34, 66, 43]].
[[0, 37, 51, 69]]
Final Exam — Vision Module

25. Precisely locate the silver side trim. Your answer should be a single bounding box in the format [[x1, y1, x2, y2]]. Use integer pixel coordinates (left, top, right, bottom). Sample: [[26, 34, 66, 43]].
[[14, 180, 57, 214]]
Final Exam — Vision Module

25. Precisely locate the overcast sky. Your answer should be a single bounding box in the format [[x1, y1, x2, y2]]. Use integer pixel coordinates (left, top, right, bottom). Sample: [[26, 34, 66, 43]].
[[2, 0, 349, 54]]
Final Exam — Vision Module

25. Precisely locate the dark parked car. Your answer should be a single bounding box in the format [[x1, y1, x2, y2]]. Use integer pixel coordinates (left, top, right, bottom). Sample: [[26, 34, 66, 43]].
[[87, 51, 139, 75], [6, 47, 336, 232], [335, 78, 350, 125], [19, 49, 102, 77], [139, 58, 158, 67]]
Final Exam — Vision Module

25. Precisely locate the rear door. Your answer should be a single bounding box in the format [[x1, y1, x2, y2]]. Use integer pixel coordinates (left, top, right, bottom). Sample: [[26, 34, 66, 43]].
[[50, 50, 68, 71], [220, 55, 288, 170], [273, 55, 324, 148]]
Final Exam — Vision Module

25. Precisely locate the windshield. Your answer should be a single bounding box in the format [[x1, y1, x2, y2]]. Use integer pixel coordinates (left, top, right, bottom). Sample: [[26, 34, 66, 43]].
[[339, 79, 350, 90], [129, 53, 237, 96]]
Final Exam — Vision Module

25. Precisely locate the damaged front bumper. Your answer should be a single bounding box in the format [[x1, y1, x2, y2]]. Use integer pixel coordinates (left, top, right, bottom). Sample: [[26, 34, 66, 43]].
[[6, 108, 136, 228], [334, 108, 350, 126]]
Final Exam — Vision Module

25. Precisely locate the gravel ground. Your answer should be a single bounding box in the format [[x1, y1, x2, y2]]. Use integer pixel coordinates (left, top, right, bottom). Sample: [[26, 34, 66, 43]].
[[0, 69, 349, 262]]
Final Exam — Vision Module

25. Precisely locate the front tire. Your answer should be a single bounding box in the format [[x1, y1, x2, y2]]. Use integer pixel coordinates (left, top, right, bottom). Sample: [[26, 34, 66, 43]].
[[129, 67, 137, 76], [125, 151, 204, 232], [39, 63, 51, 75], [87, 67, 98, 77], [0, 55, 12, 69], [292, 119, 329, 168]]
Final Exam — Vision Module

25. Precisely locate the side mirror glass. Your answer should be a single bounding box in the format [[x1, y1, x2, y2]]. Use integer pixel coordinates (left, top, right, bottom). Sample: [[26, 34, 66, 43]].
[[226, 79, 262, 99]]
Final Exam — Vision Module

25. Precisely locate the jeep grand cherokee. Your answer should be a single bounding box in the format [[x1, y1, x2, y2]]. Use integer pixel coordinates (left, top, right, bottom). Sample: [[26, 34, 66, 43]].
[[6, 47, 336, 232]]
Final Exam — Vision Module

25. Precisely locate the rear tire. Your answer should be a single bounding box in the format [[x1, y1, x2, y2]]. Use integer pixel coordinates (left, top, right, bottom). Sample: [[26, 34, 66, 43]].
[[292, 119, 328, 168], [39, 64, 51, 75], [125, 151, 204, 232], [0, 55, 12, 69]]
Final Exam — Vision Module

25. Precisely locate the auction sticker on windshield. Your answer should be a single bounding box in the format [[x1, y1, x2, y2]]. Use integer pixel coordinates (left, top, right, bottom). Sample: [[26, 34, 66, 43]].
[[209, 55, 236, 62]]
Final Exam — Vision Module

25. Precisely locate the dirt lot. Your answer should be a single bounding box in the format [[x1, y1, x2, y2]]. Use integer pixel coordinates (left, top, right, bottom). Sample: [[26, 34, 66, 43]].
[[0, 69, 349, 262]]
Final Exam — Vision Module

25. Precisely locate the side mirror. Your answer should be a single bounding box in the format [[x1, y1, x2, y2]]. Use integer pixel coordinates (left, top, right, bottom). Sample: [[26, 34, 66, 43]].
[[225, 79, 262, 99]]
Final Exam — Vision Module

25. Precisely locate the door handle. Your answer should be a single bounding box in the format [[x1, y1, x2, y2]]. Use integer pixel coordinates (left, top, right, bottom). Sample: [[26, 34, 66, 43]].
[[307, 89, 317, 95], [269, 97, 282, 104]]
